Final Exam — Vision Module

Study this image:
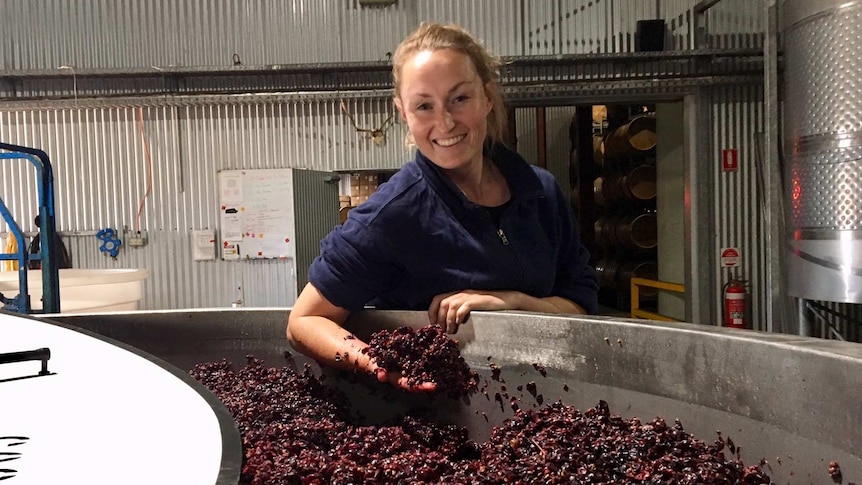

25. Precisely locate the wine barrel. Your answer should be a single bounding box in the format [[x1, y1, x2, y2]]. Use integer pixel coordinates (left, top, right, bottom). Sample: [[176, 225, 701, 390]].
[[612, 212, 658, 250], [592, 135, 605, 168], [593, 216, 609, 245], [622, 164, 657, 201], [594, 258, 622, 289], [596, 174, 627, 205], [593, 177, 605, 206], [596, 165, 657, 205], [604, 114, 657, 161], [595, 214, 625, 246], [616, 260, 659, 296]]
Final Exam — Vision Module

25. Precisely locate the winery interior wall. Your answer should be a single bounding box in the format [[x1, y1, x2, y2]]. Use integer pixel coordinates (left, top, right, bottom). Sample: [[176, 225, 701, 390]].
[[0, 100, 409, 309], [1, 0, 771, 314], [709, 84, 768, 330]]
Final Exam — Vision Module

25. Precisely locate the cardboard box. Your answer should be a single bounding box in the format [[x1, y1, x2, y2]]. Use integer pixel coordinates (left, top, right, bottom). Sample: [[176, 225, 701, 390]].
[[339, 207, 352, 224]]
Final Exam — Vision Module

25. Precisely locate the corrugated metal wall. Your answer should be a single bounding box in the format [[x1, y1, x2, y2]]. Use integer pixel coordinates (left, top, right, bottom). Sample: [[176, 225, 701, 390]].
[[0, 0, 767, 71], [700, 0, 765, 49], [514, 106, 577, 198], [710, 84, 768, 330], [0, 98, 409, 231], [514, 109, 539, 166]]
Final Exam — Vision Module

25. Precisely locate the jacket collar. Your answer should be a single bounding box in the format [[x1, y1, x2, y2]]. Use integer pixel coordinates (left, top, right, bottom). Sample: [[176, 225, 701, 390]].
[[414, 142, 545, 210]]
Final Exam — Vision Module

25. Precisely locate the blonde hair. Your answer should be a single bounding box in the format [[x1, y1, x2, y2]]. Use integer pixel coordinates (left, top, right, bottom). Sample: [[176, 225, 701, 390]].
[[392, 22, 508, 146]]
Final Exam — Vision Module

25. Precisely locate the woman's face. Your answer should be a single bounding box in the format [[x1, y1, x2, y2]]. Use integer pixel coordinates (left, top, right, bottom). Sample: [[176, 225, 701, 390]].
[[395, 48, 492, 171]]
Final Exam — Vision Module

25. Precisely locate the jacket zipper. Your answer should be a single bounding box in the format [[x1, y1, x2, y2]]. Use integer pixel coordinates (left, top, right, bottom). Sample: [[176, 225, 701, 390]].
[[497, 228, 510, 245], [496, 215, 524, 288]]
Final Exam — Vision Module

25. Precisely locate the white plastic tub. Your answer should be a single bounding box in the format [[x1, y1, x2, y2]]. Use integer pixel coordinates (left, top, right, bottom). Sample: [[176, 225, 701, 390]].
[[0, 268, 149, 313]]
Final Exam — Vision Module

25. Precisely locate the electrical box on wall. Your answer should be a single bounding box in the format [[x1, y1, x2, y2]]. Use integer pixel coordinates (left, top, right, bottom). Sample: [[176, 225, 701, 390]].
[[127, 230, 148, 247], [192, 230, 216, 261]]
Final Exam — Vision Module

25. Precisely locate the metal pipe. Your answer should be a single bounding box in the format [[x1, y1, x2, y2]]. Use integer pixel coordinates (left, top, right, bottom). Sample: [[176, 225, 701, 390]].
[[693, 0, 724, 15], [693, 0, 727, 49], [1, 49, 765, 104], [762, 0, 790, 334], [1, 49, 763, 81], [798, 297, 812, 336]]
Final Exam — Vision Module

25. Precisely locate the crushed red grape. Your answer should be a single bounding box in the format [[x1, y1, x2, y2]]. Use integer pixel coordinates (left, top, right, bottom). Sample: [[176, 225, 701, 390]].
[[191, 355, 773, 485], [829, 460, 842, 481], [361, 325, 479, 398]]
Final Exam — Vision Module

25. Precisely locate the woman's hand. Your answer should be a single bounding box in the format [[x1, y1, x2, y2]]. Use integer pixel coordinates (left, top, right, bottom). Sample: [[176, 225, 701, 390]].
[[330, 346, 437, 393], [428, 290, 588, 333], [428, 289, 514, 333], [373, 366, 438, 393]]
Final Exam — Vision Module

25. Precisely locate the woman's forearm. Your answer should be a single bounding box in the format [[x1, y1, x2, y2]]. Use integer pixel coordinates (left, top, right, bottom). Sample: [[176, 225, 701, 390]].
[[287, 315, 374, 373], [287, 283, 375, 373], [508, 291, 587, 315]]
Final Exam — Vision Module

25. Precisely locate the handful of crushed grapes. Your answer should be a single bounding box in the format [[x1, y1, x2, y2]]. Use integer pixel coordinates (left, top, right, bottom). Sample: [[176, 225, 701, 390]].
[[361, 325, 479, 398]]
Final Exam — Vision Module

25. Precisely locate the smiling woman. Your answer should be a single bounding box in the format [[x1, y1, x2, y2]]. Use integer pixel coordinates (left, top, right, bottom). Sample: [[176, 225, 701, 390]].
[[392, 23, 507, 157], [394, 47, 499, 203], [286, 22, 599, 393]]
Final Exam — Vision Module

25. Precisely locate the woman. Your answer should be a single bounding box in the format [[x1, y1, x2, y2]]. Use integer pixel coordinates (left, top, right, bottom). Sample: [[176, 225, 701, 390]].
[[287, 22, 598, 392]]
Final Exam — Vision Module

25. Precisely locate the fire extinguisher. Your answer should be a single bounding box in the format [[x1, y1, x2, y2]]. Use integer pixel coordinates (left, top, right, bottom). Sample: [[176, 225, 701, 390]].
[[723, 276, 747, 329]]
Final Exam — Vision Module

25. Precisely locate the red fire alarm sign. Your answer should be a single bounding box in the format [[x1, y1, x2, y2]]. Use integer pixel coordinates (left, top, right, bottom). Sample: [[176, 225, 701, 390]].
[[722, 149, 739, 172]]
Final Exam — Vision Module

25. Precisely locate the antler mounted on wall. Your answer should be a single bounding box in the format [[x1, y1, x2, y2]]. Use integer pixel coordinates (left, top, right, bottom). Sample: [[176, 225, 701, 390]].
[[340, 99, 396, 146]]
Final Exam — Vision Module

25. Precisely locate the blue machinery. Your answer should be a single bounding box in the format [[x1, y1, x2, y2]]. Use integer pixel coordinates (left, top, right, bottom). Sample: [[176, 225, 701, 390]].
[[0, 142, 60, 313]]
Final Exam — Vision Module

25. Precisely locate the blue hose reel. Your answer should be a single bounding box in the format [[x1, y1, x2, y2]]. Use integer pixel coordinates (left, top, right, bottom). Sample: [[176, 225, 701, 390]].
[[96, 228, 122, 258]]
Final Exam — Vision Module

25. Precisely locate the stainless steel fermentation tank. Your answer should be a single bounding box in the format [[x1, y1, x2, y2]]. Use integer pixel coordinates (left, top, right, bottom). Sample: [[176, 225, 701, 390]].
[[50, 309, 862, 484], [784, 0, 862, 303]]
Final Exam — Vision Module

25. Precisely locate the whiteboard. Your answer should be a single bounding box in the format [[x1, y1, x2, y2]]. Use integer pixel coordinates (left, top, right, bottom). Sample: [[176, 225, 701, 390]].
[[218, 169, 296, 260]]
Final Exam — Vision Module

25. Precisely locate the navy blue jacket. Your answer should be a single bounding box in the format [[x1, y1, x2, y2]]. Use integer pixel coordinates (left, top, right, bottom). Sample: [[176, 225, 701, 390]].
[[308, 143, 599, 314]]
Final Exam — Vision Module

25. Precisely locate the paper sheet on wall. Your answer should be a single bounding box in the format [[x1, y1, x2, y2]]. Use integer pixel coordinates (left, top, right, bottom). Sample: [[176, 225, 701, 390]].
[[217, 169, 296, 261], [220, 173, 243, 205], [191, 229, 216, 261], [220, 209, 243, 242]]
